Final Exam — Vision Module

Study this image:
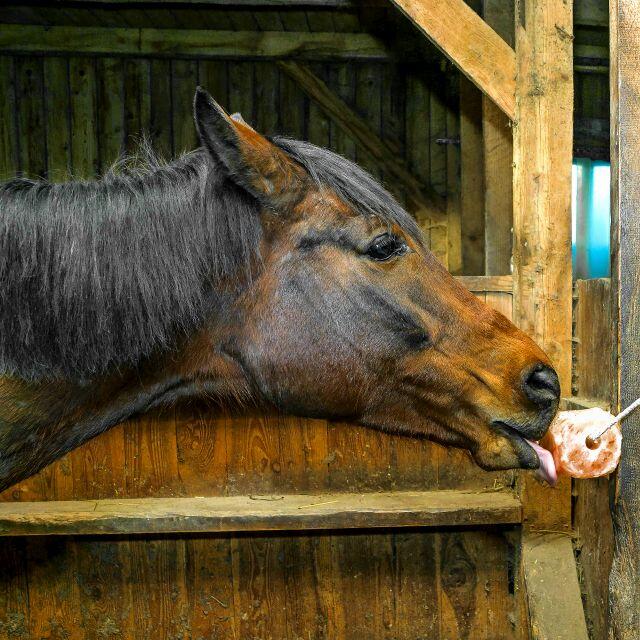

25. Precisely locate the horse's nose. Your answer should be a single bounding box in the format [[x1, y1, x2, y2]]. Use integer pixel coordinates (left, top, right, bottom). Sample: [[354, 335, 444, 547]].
[[522, 364, 560, 408]]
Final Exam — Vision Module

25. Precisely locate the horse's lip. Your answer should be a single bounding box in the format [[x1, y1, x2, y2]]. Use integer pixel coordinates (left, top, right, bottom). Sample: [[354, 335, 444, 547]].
[[491, 421, 540, 470]]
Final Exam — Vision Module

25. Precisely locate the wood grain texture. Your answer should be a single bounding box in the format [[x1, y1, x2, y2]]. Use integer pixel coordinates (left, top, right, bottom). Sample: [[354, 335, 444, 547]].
[[459, 76, 485, 275], [0, 490, 522, 536], [387, 0, 516, 119], [522, 533, 589, 640], [278, 60, 446, 220], [15, 56, 46, 180], [482, 0, 514, 276], [0, 49, 525, 639], [0, 56, 18, 181], [513, 0, 574, 533], [610, 0, 640, 635], [0, 24, 390, 60]]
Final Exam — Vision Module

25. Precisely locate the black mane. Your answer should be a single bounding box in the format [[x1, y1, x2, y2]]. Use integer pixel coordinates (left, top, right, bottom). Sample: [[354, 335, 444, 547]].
[[0, 138, 421, 381]]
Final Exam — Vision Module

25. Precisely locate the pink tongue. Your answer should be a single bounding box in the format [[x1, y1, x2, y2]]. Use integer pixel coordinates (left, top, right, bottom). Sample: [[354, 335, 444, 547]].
[[526, 440, 558, 487]]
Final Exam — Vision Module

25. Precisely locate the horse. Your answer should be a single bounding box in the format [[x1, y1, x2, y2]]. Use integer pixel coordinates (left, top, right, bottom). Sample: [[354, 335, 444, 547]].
[[0, 87, 560, 492]]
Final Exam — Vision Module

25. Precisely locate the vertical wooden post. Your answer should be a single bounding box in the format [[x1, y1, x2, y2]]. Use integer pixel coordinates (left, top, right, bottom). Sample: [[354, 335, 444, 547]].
[[609, 1, 640, 636], [512, 0, 573, 531]]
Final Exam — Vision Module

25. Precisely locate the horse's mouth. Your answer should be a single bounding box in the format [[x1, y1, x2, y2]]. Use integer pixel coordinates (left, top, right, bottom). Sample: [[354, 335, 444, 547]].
[[490, 421, 557, 485]]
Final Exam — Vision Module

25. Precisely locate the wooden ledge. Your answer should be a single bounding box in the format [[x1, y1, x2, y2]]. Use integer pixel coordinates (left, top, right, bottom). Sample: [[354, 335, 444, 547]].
[[0, 489, 521, 536]]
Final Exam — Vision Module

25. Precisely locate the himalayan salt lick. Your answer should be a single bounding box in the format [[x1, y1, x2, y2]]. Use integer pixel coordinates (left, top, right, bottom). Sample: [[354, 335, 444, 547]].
[[533, 408, 622, 485]]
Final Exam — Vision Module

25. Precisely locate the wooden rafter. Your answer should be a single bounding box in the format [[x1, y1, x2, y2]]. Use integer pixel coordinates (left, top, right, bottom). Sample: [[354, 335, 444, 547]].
[[0, 24, 388, 60], [386, 0, 516, 120], [278, 60, 446, 222]]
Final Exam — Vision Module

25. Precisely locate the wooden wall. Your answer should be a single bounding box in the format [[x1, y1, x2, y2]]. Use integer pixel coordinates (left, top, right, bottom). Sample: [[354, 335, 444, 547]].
[[0, 52, 461, 267], [571, 279, 614, 640], [0, 49, 523, 639]]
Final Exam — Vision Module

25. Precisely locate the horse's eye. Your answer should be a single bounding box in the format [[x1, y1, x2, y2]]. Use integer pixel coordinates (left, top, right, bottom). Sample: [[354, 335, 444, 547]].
[[365, 234, 408, 261]]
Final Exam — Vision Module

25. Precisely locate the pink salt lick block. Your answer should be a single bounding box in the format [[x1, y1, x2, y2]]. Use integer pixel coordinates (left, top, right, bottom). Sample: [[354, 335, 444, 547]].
[[532, 408, 622, 486]]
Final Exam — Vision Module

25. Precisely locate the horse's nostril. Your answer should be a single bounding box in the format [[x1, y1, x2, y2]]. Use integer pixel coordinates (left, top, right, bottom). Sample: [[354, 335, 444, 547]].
[[522, 364, 560, 407]]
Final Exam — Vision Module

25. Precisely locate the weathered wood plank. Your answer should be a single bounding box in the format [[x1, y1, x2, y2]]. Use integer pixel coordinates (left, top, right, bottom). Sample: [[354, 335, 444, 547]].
[[149, 58, 173, 158], [446, 77, 463, 275], [69, 57, 98, 179], [51, 0, 367, 5], [0, 540, 30, 640], [387, 0, 516, 119], [610, 0, 640, 635], [15, 57, 46, 180], [522, 533, 589, 640], [513, 0, 574, 532], [460, 76, 485, 275], [455, 275, 513, 293], [171, 58, 199, 153], [0, 56, 18, 181], [278, 60, 446, 221], [428, 69, 449, 265], [0, 490, 522, 536], [483, 0, 514, 276], [44, 57, 72, 182], [0, 24, 390, 60], [96, 57, 124, 172]]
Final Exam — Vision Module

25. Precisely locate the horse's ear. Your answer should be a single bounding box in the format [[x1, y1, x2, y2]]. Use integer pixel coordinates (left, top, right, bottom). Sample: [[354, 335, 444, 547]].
[[193, 87, 305, 207]]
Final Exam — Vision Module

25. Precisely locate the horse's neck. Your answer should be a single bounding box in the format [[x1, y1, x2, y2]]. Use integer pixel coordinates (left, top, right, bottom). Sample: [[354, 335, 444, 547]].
[[0, 325, 250, 493]]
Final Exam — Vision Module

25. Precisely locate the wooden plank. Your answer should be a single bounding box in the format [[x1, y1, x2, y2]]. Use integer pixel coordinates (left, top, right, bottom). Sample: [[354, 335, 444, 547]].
[[149, 58, 174, 158], [405, 70, 435, 249], [354, 61, 382, 180], [58, 0, 381, 6], [573, 475, 614, 640], [0, 56, 18, 181], [69, 57, 98, 179], [573, 279, 613, 402], [279, 60, 446, 221], [0, 490, 522, 536], [96, 57, 124, 171], [609, 0, 640, 635], [438, 531, 514, 639], [483, 0, 514, 276], [15, 57, 46, 180], [513, 0, 574, 532], [387, 0, 516, 119], [460, 76, 485, 275], [455, 274, 512, 293], [522, 533, 589, 640], [0, 540, 30, 640], [446, 77, 463, 275], [171, 58, 199, 153], [231, 534, 288, 640], [0, 24, 390, 60], [43, 57, 72, 182], [429, 69, 449, 265]]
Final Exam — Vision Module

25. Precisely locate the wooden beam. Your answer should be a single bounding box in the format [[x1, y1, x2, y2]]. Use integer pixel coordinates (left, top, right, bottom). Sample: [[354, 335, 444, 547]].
[[455, 275, 512, 293], [50, 0, 370, 5], [609, 0, 640, 635], [522, 533, 589, 640], [0, 490, 521, 536], [387, 0, 516, 120], [278, 60, 446, 221], [512, 0, 573, 533], [0, 24, 388, 60]]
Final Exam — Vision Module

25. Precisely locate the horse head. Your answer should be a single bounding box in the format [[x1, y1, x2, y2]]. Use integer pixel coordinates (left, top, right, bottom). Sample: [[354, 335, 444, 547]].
[[0, 87, 559, 491]]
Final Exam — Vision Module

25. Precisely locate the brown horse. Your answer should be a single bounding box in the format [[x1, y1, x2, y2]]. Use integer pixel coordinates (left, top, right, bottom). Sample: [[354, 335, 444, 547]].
[[0, 88, 560, 492]]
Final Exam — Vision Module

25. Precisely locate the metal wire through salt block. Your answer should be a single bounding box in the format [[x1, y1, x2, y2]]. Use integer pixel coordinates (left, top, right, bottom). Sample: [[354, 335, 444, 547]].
[[587, 395, 640, 445]]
